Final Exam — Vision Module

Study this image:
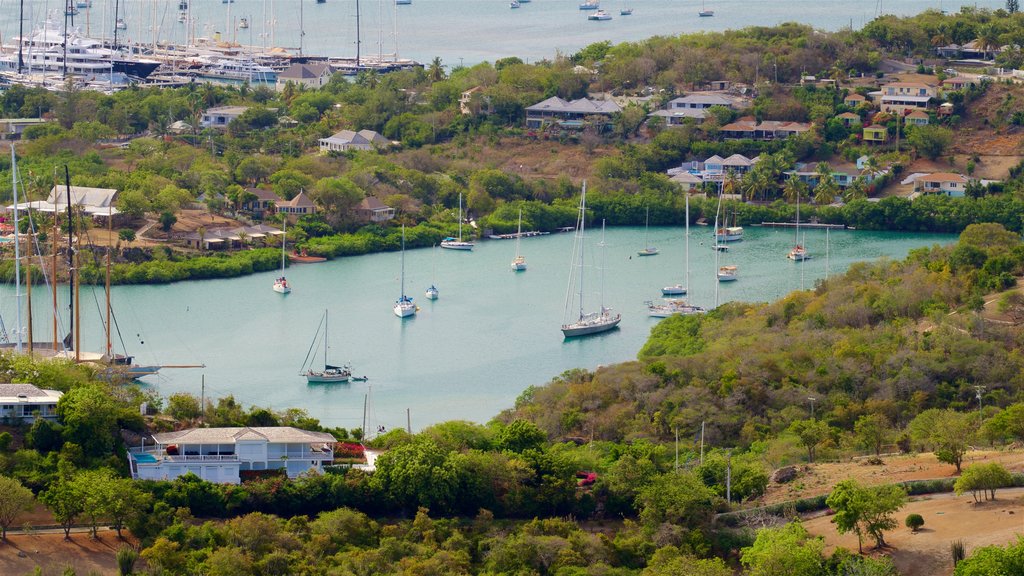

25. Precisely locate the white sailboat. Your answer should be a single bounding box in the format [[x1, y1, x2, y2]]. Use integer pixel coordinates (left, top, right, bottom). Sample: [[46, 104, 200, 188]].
[[788, 191, 811, 261], [273, 220, 291, 294], [714, 189, 738, 283], [394, 225, 417, 317], [637, 206, 658, 256], [561, 182, 621, 338], [699, 0, 714, 17], [511, 208, 527, 271], [301, 310, 352, 383], [662, 193, 690, 296], [425, 244, 439, 299], [440, 193, 474, 250]]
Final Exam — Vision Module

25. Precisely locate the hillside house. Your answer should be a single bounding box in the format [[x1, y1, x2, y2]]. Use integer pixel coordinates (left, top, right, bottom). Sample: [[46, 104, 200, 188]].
[[278, 191, 316, 217], [880, 82, 937, 113], [524, 96, 621, 129], [719, 119, 811, 140], [669, 172, 702, 191], [0, 384, 61, 423], [863, 125, 888, 143], [913, 172, 970, 197], [275, 62, 333, 91], [648, 93, 737, 126], [356, 197, 396, 222], [128, 426, 336, 484], [941, 77, 975, 93], [459, 86, 486, 115], [905, 110, 930, 126], [9, 185, 120, 220], [836, 112, 861, 127], [200, 106, 249, 129], [843, 93, 868, 108], [241, 188, 281, 217], [318, 129, 389, 153], [0, 118, 51, 140], [180, 225, 284, 250]]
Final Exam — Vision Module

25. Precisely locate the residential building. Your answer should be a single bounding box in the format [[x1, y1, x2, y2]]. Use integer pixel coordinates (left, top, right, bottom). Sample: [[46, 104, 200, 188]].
[[9, 185, 120, 218], [180, 224, 284, 250], [938, 102, 956, 117], [880, 82, 937, 113], [0, 384, 61, 423], [670, 171, 702, 191], [913, 172, 970, 197], [459, 86, 486, 115], [318, 129, 389, 153], [719, 118, 811, 140], [241, 188, 281, 216], [667, 154, 758, 183], [905, 109, 930, 126], [843, 93, 867, 108], [0, 118, 51, 140], [128, 426, 336, 484], [784, 163, 862, 189], [275, 62, 333, 91], [200, 106, 249, 129], [356, 197, 396, 222], [862, 125, 888, 143], [648, 93, 738, 126], [941, 77, 975, 92], [524, 96, 621, 129], [279, 191, 316, 217], [836, 112, 861, 127]]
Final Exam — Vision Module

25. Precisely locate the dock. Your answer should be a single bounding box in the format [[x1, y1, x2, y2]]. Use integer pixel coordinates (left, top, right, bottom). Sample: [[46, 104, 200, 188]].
[[760, 222, 847, 230], [487, 231, 550, 240]]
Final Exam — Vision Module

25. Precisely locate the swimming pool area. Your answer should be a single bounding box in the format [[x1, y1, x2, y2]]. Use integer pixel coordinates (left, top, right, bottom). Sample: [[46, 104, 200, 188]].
[[133, 453, 157, 463]]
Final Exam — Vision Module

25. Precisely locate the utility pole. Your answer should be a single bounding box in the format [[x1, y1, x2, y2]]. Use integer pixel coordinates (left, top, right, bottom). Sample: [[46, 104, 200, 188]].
[[674, 426, 679, 472], [726, 449, 732, 504], [808, 397, 817, 419], [699, 421, 705, 466], [973, 385, 985, 428], [200, 374, 205, 424]]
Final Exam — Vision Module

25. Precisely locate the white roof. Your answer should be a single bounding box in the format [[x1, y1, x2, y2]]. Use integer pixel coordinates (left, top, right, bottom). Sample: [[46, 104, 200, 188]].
[[0, 383, 62, 403], [152, 426, 336, 445], [671, 172, 702, 184]]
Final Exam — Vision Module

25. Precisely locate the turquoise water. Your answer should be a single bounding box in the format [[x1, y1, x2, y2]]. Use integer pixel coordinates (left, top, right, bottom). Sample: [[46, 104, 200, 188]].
[[0, 227, 954, 430], [1, 0, 1003, 67]]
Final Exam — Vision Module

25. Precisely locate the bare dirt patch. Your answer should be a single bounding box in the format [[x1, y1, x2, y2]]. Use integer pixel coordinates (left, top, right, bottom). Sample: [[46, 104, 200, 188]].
[[760, 449, 1024, 505], [0, 530, 133, 576], [805, 488, 1024, 576]]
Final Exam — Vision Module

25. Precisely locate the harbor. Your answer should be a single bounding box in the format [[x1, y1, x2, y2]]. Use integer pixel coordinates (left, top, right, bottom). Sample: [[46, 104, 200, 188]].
[[0, 226, 955, 431]]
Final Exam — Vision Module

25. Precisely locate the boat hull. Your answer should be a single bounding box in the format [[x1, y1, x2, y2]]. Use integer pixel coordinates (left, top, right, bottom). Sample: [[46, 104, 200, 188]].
[[637, 248, 659, 256], [273, 282, 291, 294], [425, 287, 439, 300], [306, 373, 350, 384], [394, 301, 417, 317], [561, 313, 621, 338], [440, 240, 474, 250], [661, 285, 686, 296]]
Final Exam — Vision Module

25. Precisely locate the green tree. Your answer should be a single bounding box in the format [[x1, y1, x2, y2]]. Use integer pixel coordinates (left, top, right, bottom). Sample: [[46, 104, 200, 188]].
[[636, 471, 717, 529], [166, 392, 202, 422], [740, 521, 824, 576], [104, 476, 153, 539], [788, 418, 831, 463], [118, 229, 136, 243], [159, 211, 177, 235], [954, 463, 1014, 503], [1009, 0, 1020, 13], [854, 413, 890, 456], [495, 419, 547, 453], [953, 536, 1024, 576], [905, 513, 924, 532], [932, 410, 974, 473], [56, 385, 119, 458], [906, 125, 953, 160], [0, 475, 34, 539], [40, 475, 84, 540], [642, 546, 732, 576], [826, 479, 907, 552]]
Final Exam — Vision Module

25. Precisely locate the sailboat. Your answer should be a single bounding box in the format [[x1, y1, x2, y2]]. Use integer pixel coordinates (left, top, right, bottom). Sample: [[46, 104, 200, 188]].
[[425, 244, 439, 299], [511, 209, 527, 271], [787, 191, 811, 261], [561, 182, 621, 338], [273, 220, 291, 293], [394, 225, 417, 317], [662, 194, 690, 296], [699, 0, 714, 17], [301, 310, 352, 383], [440, 193, 474, 250], [637, 206, 658, 256], [714, 189, 738, 282]]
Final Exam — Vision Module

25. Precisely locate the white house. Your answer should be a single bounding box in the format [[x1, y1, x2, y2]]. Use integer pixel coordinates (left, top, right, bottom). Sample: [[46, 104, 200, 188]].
[[0, 384, 62, 423], [200, 106, 249, 129], [128, 426, 336, 484], [318, 129, 389, 153], [356, 196, 396, 222], [8, 185, 119, 218], [648, 93, 738, 126], [880, 82, 937, 113], [913, 172, 970, 197], [275, 62, 333, 91]]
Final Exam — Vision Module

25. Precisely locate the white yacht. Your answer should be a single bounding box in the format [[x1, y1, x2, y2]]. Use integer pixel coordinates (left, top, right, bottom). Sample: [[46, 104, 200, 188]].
[[394, 225, 417, 318], [196, 57, 278, 83], [561, 183, 620, 338], [648, 299, 705, 318], [440, 193, 474, 250]]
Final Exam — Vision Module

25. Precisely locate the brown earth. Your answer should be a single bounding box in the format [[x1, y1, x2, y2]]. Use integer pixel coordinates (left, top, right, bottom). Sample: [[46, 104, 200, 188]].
[[879, 155, 1021, 198], [951, 82, 1024, 156], [805, 488, 1024, 576], [0, 530, 135, 576], [760, 449, 1024, 505]]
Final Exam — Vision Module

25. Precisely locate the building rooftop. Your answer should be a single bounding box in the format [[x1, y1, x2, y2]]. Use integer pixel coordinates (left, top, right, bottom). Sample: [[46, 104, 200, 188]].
[[152, 426, 336, 445], [526, 96, 621, 115], [0, 384, 62, 403]]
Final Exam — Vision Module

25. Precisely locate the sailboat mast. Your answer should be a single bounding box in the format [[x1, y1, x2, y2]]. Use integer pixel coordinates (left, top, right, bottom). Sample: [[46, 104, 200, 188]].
[[600, 219, 607, 311], [714, 185, 721, 308], [105, 207, 112, 357], [578, 182, 586, 321], [17, 0, 24, 74], [65, 166, 73, 353], [298, 0, 304, 56], [324, 310, 328, 368], [355, 0, 361, 67], [52, 215, 58, 351], [400, 225, 406, 298], [11, 146, 23, 352], [684, 192, 690, 291], [457, 193, 463, 241], [113, 0, 120, 49], [281, 219, 287, 273]]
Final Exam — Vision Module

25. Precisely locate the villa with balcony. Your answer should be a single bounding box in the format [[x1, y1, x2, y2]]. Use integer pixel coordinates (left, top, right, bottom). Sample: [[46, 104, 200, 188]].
[[0, 384, 61, 423], [128, 426, 336, 484]]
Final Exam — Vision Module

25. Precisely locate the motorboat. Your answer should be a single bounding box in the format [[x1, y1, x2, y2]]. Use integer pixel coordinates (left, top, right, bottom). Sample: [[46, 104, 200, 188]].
[[647, 299, 705, 318], [588, 9, 613, 20], [717, 265, 739, 282]]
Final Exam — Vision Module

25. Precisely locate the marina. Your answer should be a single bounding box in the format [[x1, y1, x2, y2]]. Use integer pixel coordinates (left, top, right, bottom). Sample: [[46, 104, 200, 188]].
[[0, 227, 955, 431]]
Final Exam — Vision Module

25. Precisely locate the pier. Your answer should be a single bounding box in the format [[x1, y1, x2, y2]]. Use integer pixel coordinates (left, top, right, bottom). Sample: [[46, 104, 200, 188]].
[[759, 222, 848, 230]]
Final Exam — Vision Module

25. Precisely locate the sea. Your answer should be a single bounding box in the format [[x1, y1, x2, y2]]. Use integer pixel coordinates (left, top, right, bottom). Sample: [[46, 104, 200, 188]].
[[0, 0, 1006, 68], [0, 227, 955, 430]]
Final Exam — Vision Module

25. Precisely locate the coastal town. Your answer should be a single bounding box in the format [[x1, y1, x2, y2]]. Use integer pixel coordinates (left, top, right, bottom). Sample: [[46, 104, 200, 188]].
[[0, 4, 1021, 576]]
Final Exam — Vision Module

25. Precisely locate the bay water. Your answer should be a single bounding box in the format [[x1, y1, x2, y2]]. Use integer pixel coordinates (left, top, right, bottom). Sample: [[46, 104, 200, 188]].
[[0, 227, 954, 430], [1, 0, 1003, 68]]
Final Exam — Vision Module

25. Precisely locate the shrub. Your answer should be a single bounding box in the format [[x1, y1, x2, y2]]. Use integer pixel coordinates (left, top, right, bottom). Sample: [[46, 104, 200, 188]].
[[905, 513, 924, 532], [951, 539, 967, 567]]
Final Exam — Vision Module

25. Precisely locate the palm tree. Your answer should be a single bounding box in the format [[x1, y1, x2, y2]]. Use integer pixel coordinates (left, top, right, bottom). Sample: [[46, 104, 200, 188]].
[[428, 57, 446, 83], [197, 226, 207, 251], [782, 175, 807, 204], [844, 178, 869, 202], [814, 177, 839, 205], [723, 170, 741, 200], [860, 155, 881, 179]]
